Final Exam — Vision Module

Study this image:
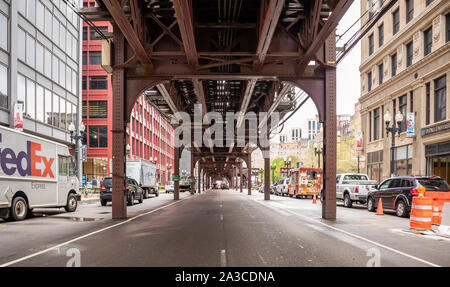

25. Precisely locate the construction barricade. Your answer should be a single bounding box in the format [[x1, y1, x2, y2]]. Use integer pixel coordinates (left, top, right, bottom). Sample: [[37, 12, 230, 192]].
[[410, 196, 433, 231], [424, 192, 450, 225]]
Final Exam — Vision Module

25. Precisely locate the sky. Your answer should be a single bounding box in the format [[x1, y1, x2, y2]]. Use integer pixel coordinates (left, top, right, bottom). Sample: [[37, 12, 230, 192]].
[[280, 1, 362, 137]]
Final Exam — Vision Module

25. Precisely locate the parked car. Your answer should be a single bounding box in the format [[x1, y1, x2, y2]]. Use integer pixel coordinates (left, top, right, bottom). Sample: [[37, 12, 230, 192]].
[[100, 177, 144, 206], [126, 159, 158, 198], [222, 183, 229, 189], [336, 173, 377, 207], [165, 181, 174, 193], [275, 178, 290, 196], [367, 176, 450, 217], [259, 184, 275, 194]]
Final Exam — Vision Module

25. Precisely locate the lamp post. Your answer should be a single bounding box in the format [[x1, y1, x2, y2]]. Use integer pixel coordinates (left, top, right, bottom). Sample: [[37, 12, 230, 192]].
[[271, 162, 276, 184], [166, 163, 172, 183], [384, 110, 404, 176], [68, 122, 86, 180], [314, 142, 323, 168], [126, 144, 131, 157]]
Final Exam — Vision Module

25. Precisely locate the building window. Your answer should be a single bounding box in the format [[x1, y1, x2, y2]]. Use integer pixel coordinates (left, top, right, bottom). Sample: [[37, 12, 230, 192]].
[[406, 0, 414, 23], [83, 27, 88, 40], [378, 23, 384, 47], [89, 126, 108, 148], [424, 27, 432, 56], [378, 63, 383, 85], [398, 95, 407, 132], [395, 144, 413, 176], [426, 0, 433, 6], [89, 51, 102, 65], [45, 89, 52, 125], [446, 13, 450, 42], [82, 51, 87, 65], [368, 0, 374, 18], [88, 101, 107, 118], [89, 76, 108, 90], [426, 83, 430, 125], [82, 76, 87, 90], [368, 34, 374, 55], [89, 26, 108, 40], [367, 150, 383, 183], [82, 101, 87, 118], [0, 64, 7, 109], [434, 75, 447, 123], [0, 12, 7, 51], [391, 53, 397, 77], [373, 108, 380, 140], [393, 9, 399, 35], [367, 72, 372, 91], [406, 41, 413, 67]]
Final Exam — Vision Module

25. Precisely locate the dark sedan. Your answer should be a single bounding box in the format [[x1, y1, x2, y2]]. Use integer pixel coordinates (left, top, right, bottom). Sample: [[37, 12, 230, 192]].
[[100, 177, 144, 206]]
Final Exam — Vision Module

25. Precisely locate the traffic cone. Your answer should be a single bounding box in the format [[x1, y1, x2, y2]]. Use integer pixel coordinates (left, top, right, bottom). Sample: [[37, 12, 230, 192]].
[[312, 194, 317, 204], [376, 198, 384, 215]]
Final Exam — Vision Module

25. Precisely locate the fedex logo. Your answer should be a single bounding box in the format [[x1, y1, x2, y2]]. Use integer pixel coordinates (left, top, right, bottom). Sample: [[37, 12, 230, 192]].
[[0, 133, 55, 178]]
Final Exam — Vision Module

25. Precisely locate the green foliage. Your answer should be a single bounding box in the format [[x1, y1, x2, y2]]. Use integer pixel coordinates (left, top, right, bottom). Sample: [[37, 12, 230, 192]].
[[337, 136, 358, 174]]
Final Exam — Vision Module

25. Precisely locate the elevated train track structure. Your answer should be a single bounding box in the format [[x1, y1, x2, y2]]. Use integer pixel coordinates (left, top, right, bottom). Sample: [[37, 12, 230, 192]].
[[81, 0, 353, 219]]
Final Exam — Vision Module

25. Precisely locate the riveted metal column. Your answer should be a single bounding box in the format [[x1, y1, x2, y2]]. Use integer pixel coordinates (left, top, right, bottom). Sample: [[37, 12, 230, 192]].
[[111, 25, 127, 219], [322, 33, 337, 220], [190, 155, 195, 195], [247, 154, 252, 195], [264, 153, 271, 200], [174, 146, 180, 200], [198, 163, 201, 194], [239, 162, 243, 193]]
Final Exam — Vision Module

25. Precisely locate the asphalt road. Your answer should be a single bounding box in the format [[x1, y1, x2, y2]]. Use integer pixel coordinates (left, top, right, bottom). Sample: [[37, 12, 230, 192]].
[[0, 189, 449, 267]]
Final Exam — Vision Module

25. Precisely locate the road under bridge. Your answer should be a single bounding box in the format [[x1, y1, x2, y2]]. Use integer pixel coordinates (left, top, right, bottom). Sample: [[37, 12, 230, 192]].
[[81, 0, 354, 219]]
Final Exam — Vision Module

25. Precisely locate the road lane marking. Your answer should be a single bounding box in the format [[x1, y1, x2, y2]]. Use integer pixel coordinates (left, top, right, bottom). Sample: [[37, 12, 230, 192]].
[[220, 249, 227, 267], [251, 198, 441, 267], [0, 196, 193, 267]]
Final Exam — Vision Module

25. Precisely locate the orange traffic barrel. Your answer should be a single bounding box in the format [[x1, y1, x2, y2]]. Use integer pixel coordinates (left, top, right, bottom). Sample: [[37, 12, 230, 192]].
[[410, 197, 433, 231], [432, 203, 443, 225]]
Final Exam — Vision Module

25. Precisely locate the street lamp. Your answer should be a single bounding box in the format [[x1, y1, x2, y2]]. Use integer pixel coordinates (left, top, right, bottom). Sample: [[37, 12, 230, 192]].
[[68, 122, 86, 178], [384, 109, 404, 176], [314, 142, 323, 168], [271, 162, 276, 184], [166, 163, 172, 182], [126, 144, 131, 157]]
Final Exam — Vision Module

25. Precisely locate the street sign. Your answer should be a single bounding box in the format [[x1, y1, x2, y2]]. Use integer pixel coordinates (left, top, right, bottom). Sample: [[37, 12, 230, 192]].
[[14, 103, 23, 131], [407, 112, 415, 137], [82, 174, 87, 187], [280, 167, 291, 175], [172, 174, 180, 181], [356, 131, 363, 151]]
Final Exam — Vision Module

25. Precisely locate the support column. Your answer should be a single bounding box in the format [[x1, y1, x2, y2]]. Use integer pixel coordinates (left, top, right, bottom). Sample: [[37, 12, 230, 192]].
[[111, 26, 126, 219], [264, 153, 271, 200], [197, 163, 201, 194], [190, 155, 195, 195], [174, 146, 180, 200], [247, 154, 252, 195], [322, 33, 337, 219], [239, 162, 243, 193]]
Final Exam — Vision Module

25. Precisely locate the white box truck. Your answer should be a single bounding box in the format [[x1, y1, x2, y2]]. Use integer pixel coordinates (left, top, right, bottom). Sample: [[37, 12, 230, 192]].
[[126, 159, 158, 198], [0, 125, 80, 221]]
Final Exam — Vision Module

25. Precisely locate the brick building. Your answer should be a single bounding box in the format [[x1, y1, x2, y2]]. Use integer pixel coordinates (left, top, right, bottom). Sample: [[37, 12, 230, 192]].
[[81, 0, 174, 185]]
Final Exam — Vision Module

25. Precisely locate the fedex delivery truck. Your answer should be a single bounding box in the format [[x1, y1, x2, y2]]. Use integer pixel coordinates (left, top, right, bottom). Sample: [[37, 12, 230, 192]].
[[0, 125, 80, 221], [126, 159, 158, 198]]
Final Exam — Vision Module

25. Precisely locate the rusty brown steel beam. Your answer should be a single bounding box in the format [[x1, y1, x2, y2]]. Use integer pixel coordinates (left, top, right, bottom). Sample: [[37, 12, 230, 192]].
[[102, 0, 153, 68], [129, 0, 143, 41], [149, 14, 184, 48], [172, 0, 198, 68], [297, 0, 354, 73], [254, 0, 284, 67], [192, 79, 207, 116]]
